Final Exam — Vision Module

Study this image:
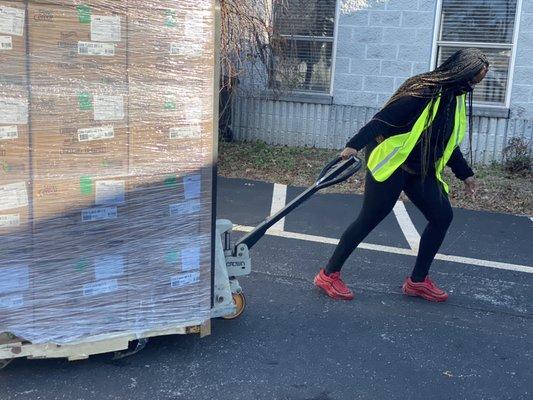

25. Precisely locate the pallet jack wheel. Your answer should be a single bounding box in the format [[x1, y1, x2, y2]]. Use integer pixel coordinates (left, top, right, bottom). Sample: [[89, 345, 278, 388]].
[[222, 292, 246, 320]]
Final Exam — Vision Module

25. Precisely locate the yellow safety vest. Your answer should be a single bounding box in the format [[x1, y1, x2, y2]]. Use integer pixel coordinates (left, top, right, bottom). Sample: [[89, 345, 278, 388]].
[[366, 94, 467, 193]]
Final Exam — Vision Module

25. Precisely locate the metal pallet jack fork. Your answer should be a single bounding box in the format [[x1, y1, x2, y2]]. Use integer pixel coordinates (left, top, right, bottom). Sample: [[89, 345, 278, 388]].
[[212, 155, 362, 319]]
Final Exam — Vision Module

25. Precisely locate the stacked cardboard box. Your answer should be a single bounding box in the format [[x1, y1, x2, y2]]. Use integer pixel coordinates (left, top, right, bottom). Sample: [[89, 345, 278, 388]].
[[0, 0, 215, 344]]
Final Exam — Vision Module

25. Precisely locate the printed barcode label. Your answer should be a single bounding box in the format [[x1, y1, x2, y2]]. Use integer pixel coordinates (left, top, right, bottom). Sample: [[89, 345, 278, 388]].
[[183, 175, 201, 199], [81, 206, 117, 222], [83, 279, 118, 297], [0, 35, 12, 50], [91, 15, 121, 42], [181, 246, 201, 271], [78, 125, 114, 142], [95, 180, 125, 205], [0, 125, 17, 140], [169, 125, 201, 140], [169, 42, 202, 57], [78, 41, 115, 56], [0, 98, 28, 125], [0, 6, 25, 36], [0, 214, 20, 228], [94, 255, 124, 280], [0, 181, 28, 212], [0, 265, 29, 294], [169, 199, 201, 216], [0, 295, 23, 309], [171, 272, 200, 288], [93, 95, 124, 121]]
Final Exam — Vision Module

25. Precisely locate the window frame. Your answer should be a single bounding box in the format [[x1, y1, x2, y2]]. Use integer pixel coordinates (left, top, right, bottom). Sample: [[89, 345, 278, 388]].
[[430, 0, 524, 109], [270, 0, 340, 96]]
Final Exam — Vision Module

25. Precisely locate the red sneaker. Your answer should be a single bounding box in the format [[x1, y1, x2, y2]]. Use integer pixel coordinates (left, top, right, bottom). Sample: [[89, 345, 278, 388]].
[[314, 269, 354, 300], [402, 276, 449, 302]]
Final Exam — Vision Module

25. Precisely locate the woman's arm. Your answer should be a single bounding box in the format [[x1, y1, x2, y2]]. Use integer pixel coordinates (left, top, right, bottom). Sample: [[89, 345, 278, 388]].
[[447, 147, 474, 180], [345, 95, 431, 151]]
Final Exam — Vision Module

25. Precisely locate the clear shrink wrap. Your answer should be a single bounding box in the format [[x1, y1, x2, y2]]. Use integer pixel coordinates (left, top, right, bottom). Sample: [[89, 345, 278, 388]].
[[0, 0, 215, 344]]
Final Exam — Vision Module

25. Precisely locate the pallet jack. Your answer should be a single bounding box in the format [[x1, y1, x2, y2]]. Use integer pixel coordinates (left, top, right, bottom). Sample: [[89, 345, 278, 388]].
[[211, 155, 362, 319]]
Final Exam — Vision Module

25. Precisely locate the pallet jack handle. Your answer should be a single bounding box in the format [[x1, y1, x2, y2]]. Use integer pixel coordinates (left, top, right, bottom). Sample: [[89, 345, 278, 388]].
[[234, 155, 362, 253]]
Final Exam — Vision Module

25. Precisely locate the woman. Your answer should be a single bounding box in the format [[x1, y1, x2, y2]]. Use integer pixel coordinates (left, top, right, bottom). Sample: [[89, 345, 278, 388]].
[[314, 48, 489, 302]]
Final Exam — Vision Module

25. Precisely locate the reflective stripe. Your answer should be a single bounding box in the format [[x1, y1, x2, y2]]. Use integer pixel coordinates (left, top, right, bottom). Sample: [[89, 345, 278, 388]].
[[455, 96, 463, 146], [371, 147, 400, 175]]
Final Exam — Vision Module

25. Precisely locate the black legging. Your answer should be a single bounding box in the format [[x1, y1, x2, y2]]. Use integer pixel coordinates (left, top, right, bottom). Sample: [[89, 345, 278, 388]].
[[326, 168, 453, 281]]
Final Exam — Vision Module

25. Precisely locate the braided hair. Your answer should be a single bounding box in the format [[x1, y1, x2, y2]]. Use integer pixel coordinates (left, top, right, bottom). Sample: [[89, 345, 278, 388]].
[[379, 48, 490, 177]]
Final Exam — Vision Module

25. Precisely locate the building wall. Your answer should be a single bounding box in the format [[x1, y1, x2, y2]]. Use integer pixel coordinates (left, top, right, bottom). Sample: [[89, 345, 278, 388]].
[[233, 0, 533, 163], [512, 0, 533, 119], [333, 0, 436, 108]]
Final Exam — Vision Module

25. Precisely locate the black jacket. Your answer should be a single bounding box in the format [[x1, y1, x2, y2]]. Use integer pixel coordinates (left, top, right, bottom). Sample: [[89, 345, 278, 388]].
[[346, 94, 474, 181]]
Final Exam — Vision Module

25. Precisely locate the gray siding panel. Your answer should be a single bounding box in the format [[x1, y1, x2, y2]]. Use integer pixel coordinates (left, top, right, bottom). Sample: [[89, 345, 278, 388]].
[[234, 96, 533, 164]]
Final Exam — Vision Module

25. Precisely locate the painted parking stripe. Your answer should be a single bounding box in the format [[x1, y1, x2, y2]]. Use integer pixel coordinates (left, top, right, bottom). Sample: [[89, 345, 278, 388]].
[[268, 183, 287, 232], [233, 225, 533, 274], [393, 201, 420, 252]]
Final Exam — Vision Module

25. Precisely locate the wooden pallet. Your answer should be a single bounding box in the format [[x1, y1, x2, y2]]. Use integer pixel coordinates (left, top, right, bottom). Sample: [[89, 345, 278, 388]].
[[0, 319, 211, 367]]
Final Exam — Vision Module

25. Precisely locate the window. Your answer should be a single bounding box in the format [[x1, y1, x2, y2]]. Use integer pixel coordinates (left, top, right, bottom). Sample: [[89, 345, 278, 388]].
[[271, 0, 337, 94], [434, 0, 520, 107]]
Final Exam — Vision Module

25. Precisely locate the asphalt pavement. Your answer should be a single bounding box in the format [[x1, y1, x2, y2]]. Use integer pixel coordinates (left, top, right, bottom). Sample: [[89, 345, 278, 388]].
[[0, 177, 531, 400]]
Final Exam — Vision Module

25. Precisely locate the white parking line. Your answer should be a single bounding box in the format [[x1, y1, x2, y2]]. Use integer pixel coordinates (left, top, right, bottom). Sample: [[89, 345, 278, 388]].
[[268, 183, 287, 232], [233, 225, 533, 274], [393, 201, 420, 252]]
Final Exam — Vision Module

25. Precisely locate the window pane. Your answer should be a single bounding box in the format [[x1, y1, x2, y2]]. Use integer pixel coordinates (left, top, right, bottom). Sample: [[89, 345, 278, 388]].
[[437, 46, 510, 105], [440, 0, 517, 43], [275, 0, 336, 37], [273, 40, 333, 93]]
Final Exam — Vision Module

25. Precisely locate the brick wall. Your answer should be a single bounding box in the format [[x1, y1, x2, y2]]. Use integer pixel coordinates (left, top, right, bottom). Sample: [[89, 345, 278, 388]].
[[333, 0, 436, 108]]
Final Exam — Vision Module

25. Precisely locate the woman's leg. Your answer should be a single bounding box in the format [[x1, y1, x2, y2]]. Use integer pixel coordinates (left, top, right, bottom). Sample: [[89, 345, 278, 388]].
[[325, 169, 405, 274], [404, 174, 453, 281]]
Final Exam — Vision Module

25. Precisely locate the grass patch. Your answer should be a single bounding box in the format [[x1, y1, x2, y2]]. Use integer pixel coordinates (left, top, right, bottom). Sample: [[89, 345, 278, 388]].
[[218, 141, 533, 216]]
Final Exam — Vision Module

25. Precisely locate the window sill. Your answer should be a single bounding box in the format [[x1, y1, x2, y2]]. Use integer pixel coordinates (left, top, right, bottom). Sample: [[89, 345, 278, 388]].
[[261, 90, 333, 105], [471, 105, 510, 119]]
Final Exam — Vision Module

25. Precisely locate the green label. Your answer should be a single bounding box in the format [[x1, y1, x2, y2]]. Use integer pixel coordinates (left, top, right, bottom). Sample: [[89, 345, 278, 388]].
[[76, 5, 92, 24], [164, 9, 177, 27], [80, 176, 93, 195], [164, 100, 176, 110], [165, 250, 180, 264], [78, 92, 93, 110], [101, 159, 110, 168], [164, 174, 178, 187], [1, 161, 10, 173], [75, 259, 88, 272]]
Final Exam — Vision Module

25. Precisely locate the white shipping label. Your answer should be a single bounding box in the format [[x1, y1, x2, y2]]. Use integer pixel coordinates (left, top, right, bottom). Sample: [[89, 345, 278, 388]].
[[181, 246, 200, 271], [169, 42, 202, 57], [93, 95, 124, 121], [171, 272, 200, 288], [78, 125, 114, 142], [94, 255, 124, 280], [183, 175, 201, 199], [0, 35, 12, 50], [0, 214, 20, 228], [0, 125, 18, 140], [78, 41, 116, 56], [0, 98, 28, 125], [169, 125, 201, 140], [0, 6, 25, 36], [0, 182, 28, 212], [83, 279, 118, 297], [0, 265, 29, 294], [91, 15, 121, 42], [169, 199, 200, 216], [0, 295, 23, 309], [95, 180, 125, 205], [82, 206, 118, 222]]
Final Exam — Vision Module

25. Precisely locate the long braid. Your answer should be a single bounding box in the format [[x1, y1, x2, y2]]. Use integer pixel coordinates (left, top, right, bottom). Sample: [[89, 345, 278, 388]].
[[377, 48, 489, 178]]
